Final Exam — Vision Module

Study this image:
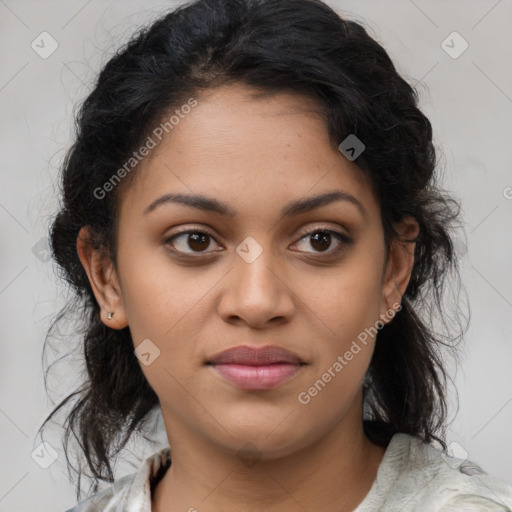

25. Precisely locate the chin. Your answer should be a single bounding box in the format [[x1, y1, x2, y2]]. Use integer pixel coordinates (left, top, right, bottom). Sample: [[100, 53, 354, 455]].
[[212, 416, 314, 460]]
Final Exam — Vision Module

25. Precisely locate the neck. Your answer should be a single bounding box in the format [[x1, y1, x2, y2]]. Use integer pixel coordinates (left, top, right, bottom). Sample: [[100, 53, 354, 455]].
[[152, 401, 387, 512]]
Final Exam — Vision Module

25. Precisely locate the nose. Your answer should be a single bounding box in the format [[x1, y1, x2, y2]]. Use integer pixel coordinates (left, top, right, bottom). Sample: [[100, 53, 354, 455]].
[[217, 241, 295, 329]]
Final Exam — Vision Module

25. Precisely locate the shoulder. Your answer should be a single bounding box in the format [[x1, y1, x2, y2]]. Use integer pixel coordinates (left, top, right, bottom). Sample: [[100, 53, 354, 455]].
[[358, 433, 512, 511], [62, 446, 172, 512], [62, 473, 135, 512], [395, 433, 512, 510]]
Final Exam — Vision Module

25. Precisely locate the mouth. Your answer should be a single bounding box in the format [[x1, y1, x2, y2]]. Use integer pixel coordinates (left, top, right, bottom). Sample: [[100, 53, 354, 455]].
[[206, 345, 306, 391]]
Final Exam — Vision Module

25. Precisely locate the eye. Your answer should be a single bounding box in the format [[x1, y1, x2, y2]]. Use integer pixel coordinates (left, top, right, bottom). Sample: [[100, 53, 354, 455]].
[[164, 226, 352, 258], [291, 227, 352, 256], [164, 229, 222, 256]]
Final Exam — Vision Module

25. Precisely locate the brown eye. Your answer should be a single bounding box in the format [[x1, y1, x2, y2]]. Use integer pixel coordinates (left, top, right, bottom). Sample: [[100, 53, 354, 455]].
[[310, 231, 332, 252], [293, 228, 352, 255], [165, 230, 221, 255]]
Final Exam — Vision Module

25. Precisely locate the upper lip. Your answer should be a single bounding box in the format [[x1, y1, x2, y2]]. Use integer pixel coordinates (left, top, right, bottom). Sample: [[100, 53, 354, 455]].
[[207, 345, 305, 366]]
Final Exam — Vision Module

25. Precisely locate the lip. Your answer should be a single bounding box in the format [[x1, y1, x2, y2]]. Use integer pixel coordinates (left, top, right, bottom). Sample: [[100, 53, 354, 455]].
[[207, 345, 305, 390]]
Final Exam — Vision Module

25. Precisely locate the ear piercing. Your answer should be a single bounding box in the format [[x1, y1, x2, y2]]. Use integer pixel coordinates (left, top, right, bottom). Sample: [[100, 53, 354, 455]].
[[107, 311, 114, 319]]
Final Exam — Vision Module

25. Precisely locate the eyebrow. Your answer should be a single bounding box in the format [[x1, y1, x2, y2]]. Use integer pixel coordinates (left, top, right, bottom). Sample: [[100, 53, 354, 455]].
[[143, 190, 367, 219]]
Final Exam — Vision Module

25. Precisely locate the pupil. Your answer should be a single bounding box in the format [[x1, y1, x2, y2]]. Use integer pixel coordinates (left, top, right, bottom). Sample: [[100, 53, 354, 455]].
[[189, 232, 209, 251], [311, 232, 330, 252]]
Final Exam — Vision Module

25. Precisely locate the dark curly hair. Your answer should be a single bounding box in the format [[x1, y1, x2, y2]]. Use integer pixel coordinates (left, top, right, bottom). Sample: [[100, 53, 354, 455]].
[[38, 0, 468, 501]]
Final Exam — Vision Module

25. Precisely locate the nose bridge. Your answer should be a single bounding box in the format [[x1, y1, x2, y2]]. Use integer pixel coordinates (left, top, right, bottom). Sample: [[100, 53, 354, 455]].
[[234, 234, 280, 298], [218, 234, 294, 324]]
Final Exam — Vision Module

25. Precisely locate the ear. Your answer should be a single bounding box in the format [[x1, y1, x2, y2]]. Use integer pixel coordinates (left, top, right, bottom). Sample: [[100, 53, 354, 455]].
[[76, 226, 128, 330], [379, 216, 419, 325]]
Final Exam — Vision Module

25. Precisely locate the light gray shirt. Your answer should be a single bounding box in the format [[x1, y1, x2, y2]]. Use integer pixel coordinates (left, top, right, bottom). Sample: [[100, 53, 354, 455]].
[[64, 433, 512, 511]]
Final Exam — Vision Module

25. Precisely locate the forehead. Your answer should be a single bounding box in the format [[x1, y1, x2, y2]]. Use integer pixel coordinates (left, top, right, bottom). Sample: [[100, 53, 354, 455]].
[[117, 84, 378, 225]]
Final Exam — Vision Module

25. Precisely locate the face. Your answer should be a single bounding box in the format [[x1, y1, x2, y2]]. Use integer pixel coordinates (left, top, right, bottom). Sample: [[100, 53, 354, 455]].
[[79, 83, 415, 461]]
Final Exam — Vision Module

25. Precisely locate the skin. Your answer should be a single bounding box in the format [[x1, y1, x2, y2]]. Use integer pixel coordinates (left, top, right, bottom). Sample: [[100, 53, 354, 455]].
[[77, 83, 419, 512]]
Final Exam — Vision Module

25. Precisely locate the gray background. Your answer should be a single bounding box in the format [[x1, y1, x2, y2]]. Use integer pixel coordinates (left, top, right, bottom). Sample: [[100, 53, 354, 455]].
[[1, 0, 511, 510]]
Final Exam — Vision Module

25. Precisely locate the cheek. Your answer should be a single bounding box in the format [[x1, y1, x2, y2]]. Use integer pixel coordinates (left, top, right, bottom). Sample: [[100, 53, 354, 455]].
[[297, 271, 380, 416], [310, 260, 384, 344], [117, 242, 211, 341]]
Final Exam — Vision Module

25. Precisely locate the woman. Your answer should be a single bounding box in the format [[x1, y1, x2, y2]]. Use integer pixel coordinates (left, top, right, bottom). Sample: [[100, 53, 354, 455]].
[[39, 0, 512, 510]]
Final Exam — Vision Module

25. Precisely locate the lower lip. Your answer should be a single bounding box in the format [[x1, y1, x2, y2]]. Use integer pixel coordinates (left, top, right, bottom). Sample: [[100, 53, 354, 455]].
[[210, 363, 303, 390]]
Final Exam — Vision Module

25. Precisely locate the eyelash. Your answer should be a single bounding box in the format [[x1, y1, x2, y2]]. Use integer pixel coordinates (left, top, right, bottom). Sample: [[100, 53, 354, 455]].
[[163, 225, 353, 258]]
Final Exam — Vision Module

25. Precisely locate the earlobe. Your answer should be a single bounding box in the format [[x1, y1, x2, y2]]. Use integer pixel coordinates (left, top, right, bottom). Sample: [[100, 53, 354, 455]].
[[76, 226, 129, 330], [380, 217, 419, 324]]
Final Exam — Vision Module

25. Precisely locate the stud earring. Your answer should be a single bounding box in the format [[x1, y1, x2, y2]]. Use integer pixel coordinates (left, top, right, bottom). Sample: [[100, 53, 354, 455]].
[[107, 311, 114, 319]]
